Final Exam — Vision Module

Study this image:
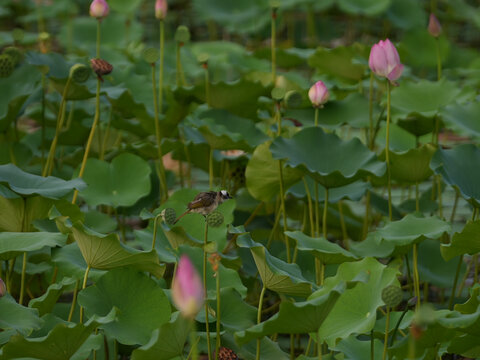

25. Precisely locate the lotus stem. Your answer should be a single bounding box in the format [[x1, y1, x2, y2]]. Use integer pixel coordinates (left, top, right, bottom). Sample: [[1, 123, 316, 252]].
[[449, 255, 463, 310], [382, 307, 390, 360], [363, 186, 371, 240], [68, 280, 79, 322], [215, 268, 221, 360], [278, 160, 291, 263], [152, 213, 162, 251], [305, 336, 313, 356], [413, 244, 421, 310], [450, 188, 459, 222], [203, 222, 212, 360], [435, 38, 441, 81], [19, 252, 27, 304], [256, 285, 267, 360], [209, 148, 214, 190], [271, 7, 277, 84], [314, 107, 319, 127], [314, 183, 320, 237], [415, 181, 419, 212], [385, 81, 392, 221], [79, 265, 91, 323], [96, 19, 100, 58], [317, 335, 323, 360], [189, 320, 199, 360], [368, 72, 374, 148], [303, 178, 315, 237], [159, 20, 165, 113], [204, 62, 210, 106], [323, 188, 328, 239], [338, 200, 348, 244]]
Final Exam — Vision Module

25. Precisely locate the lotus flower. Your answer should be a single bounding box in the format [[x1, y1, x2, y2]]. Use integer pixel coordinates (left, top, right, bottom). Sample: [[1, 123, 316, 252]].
[[155, 0, 168, 20], [308, 80, 329, 107], [428, 13, 442, 37], [0, 278, 6, 298], [89, 0, 109, 18], [172, 255, 204, 319], [368, 39, 404, 82]]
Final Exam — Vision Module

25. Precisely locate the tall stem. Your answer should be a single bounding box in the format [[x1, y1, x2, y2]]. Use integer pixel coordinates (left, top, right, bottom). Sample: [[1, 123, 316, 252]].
[[303, 178, 315, 237], [203, 222, 212, 360], [209, 148, 214, 190], [72, 78, 101, 204], [385, 81, 392, 221], [323, 188, 328, 239], [435, 38, 441, 81], [79, 265, 91, 323], [271, 8, 277, 84], [314, 107, 319, 127], [151, 63, 168, 202], [204, 63, 210, 106], [382, 307, 390, 360], [152, 214, 162, 251], [278, 160, 291, 263], [256, 285, 267, 360], [314, 183, 320, 237], [158, 20, 165, 113], [215, 269, 221, 360], [189, 321, 199, 360], [413, 244, 421, 310], [449, 255, 463, 310], [368, 72, 374, 148], [68, 280, 79, 322], [96, 19, 100, 58], [19, 252, 27, 304]]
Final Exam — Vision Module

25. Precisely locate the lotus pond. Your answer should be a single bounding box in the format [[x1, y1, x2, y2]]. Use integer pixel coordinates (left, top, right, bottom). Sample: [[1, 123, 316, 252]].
[[1, 0, 480, 359]]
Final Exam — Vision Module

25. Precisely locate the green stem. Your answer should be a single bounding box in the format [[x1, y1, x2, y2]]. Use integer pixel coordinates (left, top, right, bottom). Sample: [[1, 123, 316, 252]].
[[215, 269, 221, 360], [68, 280, 79, 322], [79, 265, 91, 323], [368, 72, 374, 149], [152, 214, 162, 251], [323, 188, 328, 239], [363, 188, 371, 240], [159, 20, 165, 113], [72, 78, 101, 204], [390, 306, 409, 346], [203, 222, 212, 360], [303, 178, 315, 237], [151, 63, 168, 202], [415, 181, 419, 212], [256, 285, 267, 360], [371, 330, 375, 360], [435, 37, 441, 81], [449, 255, 463, 310], [290, 334, 295, 360], [437, 176, 443, 218], [209, 148, 214, 190], [271, 8, 277, 84], [99, 108, 112, 160], [189, 321, 199, 360], [450, 189, 459, 222], [43, 76, 72, 177], [385, 81, 392, 221], [314, 107, 319, 127], [338, 200, 348, 244], [278, 160, 291, 263], [317, 335, 323, 360], [413, 244, 421, 310], [474, 254, 478, 285], [314, 183, 320, 237], [382, 307, 390, 360], [19, 252, 27, 304], [204, 63, 210, 106], [40, 73, 46, 169], [96, 19, 101, 58]]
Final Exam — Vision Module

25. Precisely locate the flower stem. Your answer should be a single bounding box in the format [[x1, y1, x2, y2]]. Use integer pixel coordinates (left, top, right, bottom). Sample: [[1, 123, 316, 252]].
[[278, 160, 291, 263], [203, 222, 212, 360], [256, 285, 267, 360], [382, 307, 390, 360], [385, 81, 392, 221], [368, 72, 374, 149], [323, 188, 328, 239], [413, 244, 421, 310], [159, 20, 165, 113], [449, 255, 463, 310], [152, 213, 162, 251], [435, 37, 441, 81], [209, 147, 214, 190], [314, 183, 320, 237], [314, 107, 319, 127], [68, 280, 79, 322], [204, 63, 210, 106], [79, 265, 91, 323], [19, 252, 27, 304], [271, 8, 277, 84], [215, 269, 221, 360], [96, 19, 100, 58], [189, 321, 199, 360]]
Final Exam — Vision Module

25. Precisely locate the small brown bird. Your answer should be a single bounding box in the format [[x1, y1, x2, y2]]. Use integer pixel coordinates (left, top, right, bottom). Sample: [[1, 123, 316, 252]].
[[174, 190, 232, 224]]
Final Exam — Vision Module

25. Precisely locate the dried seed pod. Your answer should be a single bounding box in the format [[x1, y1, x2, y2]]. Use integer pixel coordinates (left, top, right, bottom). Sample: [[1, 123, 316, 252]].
[[90, 58, 113, 81], [217, 347, 239, 360]]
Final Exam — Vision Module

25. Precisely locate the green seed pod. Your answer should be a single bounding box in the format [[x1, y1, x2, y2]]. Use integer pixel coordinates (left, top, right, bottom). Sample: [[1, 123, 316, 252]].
[[381, 285, 403, 308], [197, 53, 209, 64], [2, 47, 23, 66], [175, 25, 191, 44], [142, 47, 160, 64], [69, 64, 90, 83], [12, 28, 24, 43], [207, 211, 224, 228], [284, 90, 303, 109], [164, 208, 177, 226], [0, 55, 14, 78], [271, 87, 286, 102]]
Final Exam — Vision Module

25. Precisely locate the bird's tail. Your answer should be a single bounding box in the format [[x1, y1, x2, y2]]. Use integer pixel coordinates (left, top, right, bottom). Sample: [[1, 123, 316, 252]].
[[174, 209, 191, 224]]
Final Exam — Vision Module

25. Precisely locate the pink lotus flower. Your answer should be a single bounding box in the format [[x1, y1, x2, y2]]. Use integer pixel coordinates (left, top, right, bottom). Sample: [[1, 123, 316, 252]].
[[155, 0, 168, 20], [308, 81, 329, 107], [0, 278, 6, 298], [428, 13, 442, 37], [368, 39, 404, 82], [172, 255, 204, 319], [89, 0, 109, 18]]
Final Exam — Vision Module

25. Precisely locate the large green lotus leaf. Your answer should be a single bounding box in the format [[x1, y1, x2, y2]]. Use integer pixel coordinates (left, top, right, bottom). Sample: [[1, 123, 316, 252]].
[[286, 231, 358, 264], [189, 108, 269, 151], [390, 79, 461, 118], [25, 51, 69, 79], [270, 127, 386, 188], [320, 93, 377, 129], [396, 114, 437, 137], [79, 153, 151, 207], [0, 195, 54, 232], [415, 239, 466, 288], [443, 102, 480, 138], [0, 164, 85, 199], [337, 0, 391, 15], [289, 178, 369, 203], [130, 312, 190, 360], [29, 277, 77, 317], [399, 28, 450, 68], [0, 232, 67, 261], [0, 309, 115, 360], [235, 283, 350, 345], [50, 76, 96, 101], [441, 220, 480, 261], [351, 214, 450, 258], [384, 144, 436, 184], [71, 222, 165, 278], [78, 268, 170, 345], [246, 141, 303, 202], [237, 235, 312, 297], [174, 78, 270, 119], [0, 294, 43, 336], [448, 333, 480, 358], [308, 45, 368, 83], [431, 144, 480, 207], [192, 0, 269, 34], [0, 64, 41, 132], [108, 0, 142, 13], [386, 0, 426, 30], [312, 257, 399, 346], [333, 335, 384, 360], [51, 243, 105, 282]]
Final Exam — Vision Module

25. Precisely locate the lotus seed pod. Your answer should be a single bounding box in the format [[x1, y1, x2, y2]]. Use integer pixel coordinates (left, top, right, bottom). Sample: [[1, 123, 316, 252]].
[[142, 47, 160, 64], [164, 208, 177, 225], [2, 47, 23, 66], [0, 278, 6, 297], [381, 285, 403, 308], [12, 28, 24, 43], [207, 211, 224, 228], [271, 87, 286, 102], [175, 26, 191, 44], [0, 55, 14, 78], [197, 53, 209, 64], [284, 90, 303, 109], [90, 58, 113, 81], [69, 64, 90, 83]]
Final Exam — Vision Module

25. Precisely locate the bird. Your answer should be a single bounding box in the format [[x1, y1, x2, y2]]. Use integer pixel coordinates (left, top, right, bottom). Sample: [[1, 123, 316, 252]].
[[174, 190, 232, 224]]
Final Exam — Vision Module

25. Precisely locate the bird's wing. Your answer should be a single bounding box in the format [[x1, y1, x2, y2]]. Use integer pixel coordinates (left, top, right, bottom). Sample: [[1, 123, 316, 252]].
[[188, 198, 206, 209]]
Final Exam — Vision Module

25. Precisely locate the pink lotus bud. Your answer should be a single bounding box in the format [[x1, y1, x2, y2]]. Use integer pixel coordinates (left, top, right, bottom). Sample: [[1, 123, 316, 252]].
[[368, 39, 404, 82], [155, 0, 168, 20], [0, 278, 6, 298], [172, 255, 204, 319], [308, 81, 329, 107], [89, 0, 109, 19], [428, 13, 442, 37]]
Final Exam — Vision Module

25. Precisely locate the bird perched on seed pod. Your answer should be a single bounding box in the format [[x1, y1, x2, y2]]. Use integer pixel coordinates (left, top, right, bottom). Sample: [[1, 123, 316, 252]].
[[174, 190, 232, 224]]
